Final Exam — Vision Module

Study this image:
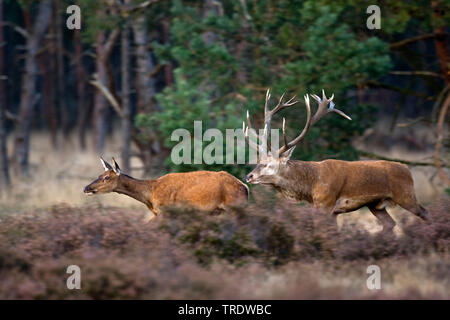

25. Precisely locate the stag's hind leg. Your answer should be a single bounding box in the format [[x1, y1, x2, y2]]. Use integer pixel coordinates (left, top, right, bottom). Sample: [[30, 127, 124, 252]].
[[395, 196, 432, 222], [368, 205, 396, 233], [402, 204, 432, 222]]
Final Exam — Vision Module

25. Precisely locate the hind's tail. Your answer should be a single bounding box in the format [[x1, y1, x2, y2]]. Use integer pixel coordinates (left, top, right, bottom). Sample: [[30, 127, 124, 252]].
[[238, 179, 249, 199], [235, 179, 249, 202], [242, 183, 249, 200]]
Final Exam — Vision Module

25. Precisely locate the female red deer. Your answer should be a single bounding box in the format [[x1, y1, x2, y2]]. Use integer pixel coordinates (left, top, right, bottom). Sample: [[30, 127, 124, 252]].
[[243, 89, 431, 232], [84, 158, 248, 222]]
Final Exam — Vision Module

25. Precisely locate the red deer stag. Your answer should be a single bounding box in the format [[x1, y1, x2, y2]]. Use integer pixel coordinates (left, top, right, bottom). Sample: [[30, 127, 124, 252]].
[[84, 158, 248, 222], [243, 89, 430, 232]]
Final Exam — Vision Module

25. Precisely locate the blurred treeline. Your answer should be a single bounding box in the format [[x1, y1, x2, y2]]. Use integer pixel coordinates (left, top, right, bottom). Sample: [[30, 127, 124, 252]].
[[0, 0, 448, 188]]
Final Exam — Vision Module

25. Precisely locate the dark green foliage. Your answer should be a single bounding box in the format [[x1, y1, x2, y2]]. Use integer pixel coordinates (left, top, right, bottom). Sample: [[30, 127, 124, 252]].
[[138, 0, 393, 173]]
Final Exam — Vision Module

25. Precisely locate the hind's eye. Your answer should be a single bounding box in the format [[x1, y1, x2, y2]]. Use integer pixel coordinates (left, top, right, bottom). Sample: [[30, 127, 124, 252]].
[[104, 176, 110, 181]]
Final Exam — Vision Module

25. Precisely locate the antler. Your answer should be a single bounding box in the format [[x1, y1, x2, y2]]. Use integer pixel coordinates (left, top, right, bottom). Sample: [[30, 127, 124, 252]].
[[243, 110, 266, 154], [277, 94, 312, 155], [243, 89, 352, 158], [243, 89, 298, 154], [310, 89, 352, 125], [277, 89, 351, 156]]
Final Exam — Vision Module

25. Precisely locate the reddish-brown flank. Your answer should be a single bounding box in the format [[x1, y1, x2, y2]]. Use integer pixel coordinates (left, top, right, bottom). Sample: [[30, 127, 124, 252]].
[[84, 158, 248, 222]]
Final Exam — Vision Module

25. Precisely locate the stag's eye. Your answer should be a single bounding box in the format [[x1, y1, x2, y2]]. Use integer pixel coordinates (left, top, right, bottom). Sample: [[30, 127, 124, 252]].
[[104, 176, 110, 181]]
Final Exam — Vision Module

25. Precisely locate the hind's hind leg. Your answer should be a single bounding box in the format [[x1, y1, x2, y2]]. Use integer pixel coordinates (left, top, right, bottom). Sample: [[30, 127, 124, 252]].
[[368, 205, 396, 233]]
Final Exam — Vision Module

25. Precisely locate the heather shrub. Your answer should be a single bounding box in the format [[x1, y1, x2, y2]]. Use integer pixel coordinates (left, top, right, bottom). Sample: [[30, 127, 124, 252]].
[[159, 198, 450, 265], [0, 199, 448, 299], [159, 205, 297, 266]]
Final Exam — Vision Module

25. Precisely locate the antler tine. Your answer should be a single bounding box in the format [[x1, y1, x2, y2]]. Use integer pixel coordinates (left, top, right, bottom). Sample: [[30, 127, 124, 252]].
[[263, 90, 271, 144], [263, 92, 299, 149], [243, 121, 258, 151], [244, 89, 351, 158], [282, 117, 288, 149], [284, 95, 298, 106], [268, 92, 299, 116], [310, 89, 352, 125], [243, 110, 267, 154], [278, 94, 312, 156], [264, 89, 271, 114]]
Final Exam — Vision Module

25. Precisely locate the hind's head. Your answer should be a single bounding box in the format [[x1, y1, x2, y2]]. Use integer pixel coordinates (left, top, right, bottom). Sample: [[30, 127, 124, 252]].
[[83, 157, 121, 195]]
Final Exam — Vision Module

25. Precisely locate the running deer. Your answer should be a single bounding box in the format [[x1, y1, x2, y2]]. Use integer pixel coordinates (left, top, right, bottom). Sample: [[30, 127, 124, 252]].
[[83, 158, 248, 222], [243, 89, 431, 232]]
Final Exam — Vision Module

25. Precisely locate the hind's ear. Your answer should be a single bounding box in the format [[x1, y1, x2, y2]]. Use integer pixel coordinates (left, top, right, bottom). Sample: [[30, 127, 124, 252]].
[[111, 157, 121, 175], [100, 157, 113, 171]]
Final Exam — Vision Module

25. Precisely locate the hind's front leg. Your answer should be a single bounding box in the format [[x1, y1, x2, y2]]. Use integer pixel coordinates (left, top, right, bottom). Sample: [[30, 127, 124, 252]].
[[143, 206, 159, 223]]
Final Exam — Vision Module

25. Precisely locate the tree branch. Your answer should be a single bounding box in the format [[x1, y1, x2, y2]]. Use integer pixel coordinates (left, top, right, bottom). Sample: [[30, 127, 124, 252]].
[[5, 111, 19, 123], [89, 74, 124, 118], [389, 71, 443, 78], [365, 80, 434, 100], [390, 33, 438, 49], [102, 30, 120, 61], [148, 64, 163, 78], [122, 0, 160, 15], [2, 21, 28, 39], [357, 149, 444, 168]]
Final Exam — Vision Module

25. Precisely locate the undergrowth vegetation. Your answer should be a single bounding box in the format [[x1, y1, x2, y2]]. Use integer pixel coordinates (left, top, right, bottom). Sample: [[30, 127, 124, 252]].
[[0, 198, 448, 299]]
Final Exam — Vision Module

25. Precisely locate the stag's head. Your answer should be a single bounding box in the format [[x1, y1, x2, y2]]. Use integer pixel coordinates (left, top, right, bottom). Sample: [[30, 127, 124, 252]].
[[244, 89, 351, 185], [83, 157, 122, 194]]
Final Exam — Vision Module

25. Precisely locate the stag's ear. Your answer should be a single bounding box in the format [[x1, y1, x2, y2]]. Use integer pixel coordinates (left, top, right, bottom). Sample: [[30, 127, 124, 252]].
[[100, 157, 113, 171], [280, 146, 296, 161], [111, 157, 121, 175]]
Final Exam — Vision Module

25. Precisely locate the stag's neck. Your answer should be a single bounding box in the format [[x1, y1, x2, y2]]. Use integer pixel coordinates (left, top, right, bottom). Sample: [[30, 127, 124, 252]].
[[274, 160, 317, 203], [113, 174, 155, 207]]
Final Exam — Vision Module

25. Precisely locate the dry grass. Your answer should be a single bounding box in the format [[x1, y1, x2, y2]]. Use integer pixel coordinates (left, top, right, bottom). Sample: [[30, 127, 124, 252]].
[[2, 132, 149, 213]]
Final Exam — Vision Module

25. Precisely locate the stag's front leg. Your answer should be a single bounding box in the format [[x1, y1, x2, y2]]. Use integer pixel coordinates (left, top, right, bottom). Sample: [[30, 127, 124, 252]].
[[368, 205, 396, 234], [313, 200, 339, 231]]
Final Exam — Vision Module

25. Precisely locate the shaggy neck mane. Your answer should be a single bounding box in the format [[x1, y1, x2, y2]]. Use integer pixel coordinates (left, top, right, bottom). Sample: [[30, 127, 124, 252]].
[[113, 174, 155, 207], [274, 160, 317, 203]]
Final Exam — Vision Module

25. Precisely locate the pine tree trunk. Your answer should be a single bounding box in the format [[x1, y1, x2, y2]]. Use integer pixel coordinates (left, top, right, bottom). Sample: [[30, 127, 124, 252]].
[[132, 15, 158, 175], [132, 16, 157, 113], [38, 40, 58, 149], [121, 25, 131, 173], [74, 29, 88, 150], [47, 6, 58, 148], [432, 1, 450, 85], [13, 1, 52, 176], [0, 0, 10, 190], [92, 30, 119, 153], [54, 0, 69, 136], [93, 32, 108, 153], [162, 18, 173, 86]]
